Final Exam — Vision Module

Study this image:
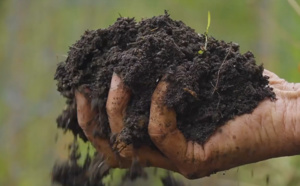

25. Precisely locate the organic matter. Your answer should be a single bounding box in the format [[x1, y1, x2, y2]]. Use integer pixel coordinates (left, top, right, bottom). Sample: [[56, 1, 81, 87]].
[[54, 12, 275, 147]]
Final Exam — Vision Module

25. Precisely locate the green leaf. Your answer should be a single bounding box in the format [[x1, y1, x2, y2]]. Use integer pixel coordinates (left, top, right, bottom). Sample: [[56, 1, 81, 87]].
[[198, 50, 204, 54], [206, 11, 211, 34]]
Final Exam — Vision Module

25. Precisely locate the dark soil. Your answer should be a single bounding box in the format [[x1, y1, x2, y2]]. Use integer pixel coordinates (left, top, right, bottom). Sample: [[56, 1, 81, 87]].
[[54, 12, 275, 146], [52, 139, 181, 186], [52, 140, 108, 186]]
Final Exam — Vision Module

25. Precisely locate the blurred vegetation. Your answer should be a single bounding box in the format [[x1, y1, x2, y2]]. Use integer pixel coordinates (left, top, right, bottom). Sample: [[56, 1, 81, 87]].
[[1, 0, 300, 185]]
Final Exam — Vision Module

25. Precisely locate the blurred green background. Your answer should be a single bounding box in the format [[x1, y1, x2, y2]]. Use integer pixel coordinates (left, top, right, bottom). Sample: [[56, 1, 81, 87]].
[[1, 0, 300, 185]]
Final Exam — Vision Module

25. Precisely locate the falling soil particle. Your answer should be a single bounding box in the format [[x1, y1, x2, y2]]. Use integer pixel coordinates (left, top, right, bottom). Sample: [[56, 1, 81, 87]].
[[52, 140, 108, 186], [52, 139, 182, 186]]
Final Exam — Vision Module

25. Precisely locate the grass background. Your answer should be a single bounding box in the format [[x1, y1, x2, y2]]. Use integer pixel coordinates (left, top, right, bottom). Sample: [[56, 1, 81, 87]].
[[1, 0, 300, 185]]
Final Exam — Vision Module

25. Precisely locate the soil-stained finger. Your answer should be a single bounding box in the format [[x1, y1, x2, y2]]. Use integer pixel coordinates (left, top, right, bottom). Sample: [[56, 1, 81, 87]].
[[148, 81, 189, 164], [75, 91, 96, 138], [105, 76, 177, 170], [75, 91, 121, 167], [106, 73, 131, 134]]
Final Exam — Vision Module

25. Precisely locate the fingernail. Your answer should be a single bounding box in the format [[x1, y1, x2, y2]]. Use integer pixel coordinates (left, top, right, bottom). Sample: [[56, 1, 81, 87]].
[[110, 72, 122, 90]]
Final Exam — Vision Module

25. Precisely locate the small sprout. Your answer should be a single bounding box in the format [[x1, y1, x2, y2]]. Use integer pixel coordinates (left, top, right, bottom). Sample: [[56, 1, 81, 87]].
[[204, 11, 211, 51], [206, 11, 211, 34], [198, 11, 211, 55]]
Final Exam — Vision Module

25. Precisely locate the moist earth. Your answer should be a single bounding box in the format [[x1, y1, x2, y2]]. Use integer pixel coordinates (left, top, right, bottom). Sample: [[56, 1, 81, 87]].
[[55, 12, 275, 146]]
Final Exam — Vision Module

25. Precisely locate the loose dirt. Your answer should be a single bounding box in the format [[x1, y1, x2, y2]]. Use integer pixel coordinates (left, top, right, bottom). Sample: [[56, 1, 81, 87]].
[[55, 12, 274, 145]]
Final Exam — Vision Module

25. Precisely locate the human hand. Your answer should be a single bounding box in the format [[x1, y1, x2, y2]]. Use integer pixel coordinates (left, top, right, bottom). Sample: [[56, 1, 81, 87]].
[[148, 69, 300, 178], [75, 70, 300, 179], [75, 73, 178, 171]]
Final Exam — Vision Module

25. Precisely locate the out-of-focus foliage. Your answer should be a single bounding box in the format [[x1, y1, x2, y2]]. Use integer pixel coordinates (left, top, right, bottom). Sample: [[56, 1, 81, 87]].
[[0, 0, 300, 185]]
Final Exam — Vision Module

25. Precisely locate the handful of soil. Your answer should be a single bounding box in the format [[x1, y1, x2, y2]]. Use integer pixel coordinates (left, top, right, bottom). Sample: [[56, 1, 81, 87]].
[[54, 12, 275, 147]]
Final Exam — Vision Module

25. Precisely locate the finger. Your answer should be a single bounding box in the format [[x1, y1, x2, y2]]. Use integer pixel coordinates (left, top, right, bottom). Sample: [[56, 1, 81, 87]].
[[105, 75, 178, 171], [75, 90, 96, 139], [148, 80, 190, 165], [263, 69, 285, 88], [114, 138, 178, 171], [106, 73, 131, 134], [106, 73, 132, 158], [264, 69, 300, 91], [134, 146, 178, 171], [75, 91, 125, 167], [263, 69, 280, 80]]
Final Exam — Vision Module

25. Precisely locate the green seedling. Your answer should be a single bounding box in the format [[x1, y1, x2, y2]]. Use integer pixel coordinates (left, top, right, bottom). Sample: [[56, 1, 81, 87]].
[[204, 11, 211, 50], [198, 11, 211, 54]]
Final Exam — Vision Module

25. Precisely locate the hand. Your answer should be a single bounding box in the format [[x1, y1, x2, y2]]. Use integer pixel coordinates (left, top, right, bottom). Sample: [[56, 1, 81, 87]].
[[148, 69, 300, 178], [75, 70, 300, 179], [75, 73, 178, 171]]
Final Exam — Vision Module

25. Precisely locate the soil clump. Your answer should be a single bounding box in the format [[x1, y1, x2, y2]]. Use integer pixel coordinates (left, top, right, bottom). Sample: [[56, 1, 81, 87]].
[[54, 12, 275, 146]]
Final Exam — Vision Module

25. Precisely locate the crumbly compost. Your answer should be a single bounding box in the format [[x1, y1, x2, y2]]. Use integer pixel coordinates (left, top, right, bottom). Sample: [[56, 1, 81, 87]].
[[54, 12, 275, 146]]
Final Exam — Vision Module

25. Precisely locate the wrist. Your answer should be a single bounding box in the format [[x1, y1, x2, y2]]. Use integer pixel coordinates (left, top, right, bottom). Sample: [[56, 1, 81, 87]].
[[279, 89, 300, 155]]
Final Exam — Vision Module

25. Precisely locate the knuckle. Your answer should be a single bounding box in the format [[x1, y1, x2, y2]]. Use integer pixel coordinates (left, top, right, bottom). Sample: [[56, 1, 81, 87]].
[[77, 117, 88, 130], [106, 104, 118, 116], [77, 113, 94, 131], [106, 100, 122, 116], [149, 132, 167, 144], [77, 121, 86, 130]]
